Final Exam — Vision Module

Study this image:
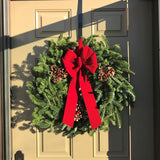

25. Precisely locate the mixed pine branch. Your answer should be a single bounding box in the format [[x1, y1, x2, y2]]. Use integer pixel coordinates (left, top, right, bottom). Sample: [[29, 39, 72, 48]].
[[26, 34, 135, 137]]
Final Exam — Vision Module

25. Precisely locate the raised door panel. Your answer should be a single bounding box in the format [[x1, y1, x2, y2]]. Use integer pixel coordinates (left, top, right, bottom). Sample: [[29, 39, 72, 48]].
[[35, 9, 72, 38], [36, 132, 73, 159], [91, 8, 127, 37]]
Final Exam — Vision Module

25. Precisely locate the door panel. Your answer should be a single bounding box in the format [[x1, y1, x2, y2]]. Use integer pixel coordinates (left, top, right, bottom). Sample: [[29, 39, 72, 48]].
[[35, 9, 72, 38], [82, 1, 129, 159], [10, 0, 154, 160], [10, 1, 78, 160], [82, 0, 127, 38], [36, 132, 73, 159]]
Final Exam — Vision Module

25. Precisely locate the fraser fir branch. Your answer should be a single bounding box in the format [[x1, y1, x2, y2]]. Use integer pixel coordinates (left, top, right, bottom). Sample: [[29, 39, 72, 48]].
[[125, 89, 136, 102], [113, 101, 124, 111], [115, 107, 121, 128], [110, 44, 121, 52], [101, 35, 109, 49], [26, 34, 136, 137]]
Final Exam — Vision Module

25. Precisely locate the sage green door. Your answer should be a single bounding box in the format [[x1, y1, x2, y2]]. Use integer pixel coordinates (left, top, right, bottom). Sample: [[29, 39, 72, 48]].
[[10, 0, 153, 160]]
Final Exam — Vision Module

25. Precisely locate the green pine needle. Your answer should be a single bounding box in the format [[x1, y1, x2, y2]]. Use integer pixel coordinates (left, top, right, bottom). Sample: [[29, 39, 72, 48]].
[[26, 34, 136, 137]]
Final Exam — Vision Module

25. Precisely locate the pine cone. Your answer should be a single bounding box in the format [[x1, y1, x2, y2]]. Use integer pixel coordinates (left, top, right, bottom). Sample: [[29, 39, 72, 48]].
[[50, 65, 68, 83], [74, 102, 87, 122], [98, 66, 115, 81]]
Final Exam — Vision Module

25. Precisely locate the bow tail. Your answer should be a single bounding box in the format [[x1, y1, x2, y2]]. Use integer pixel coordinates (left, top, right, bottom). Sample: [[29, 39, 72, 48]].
[[79, 70, 102, 130], [62, 77, 78, 127]]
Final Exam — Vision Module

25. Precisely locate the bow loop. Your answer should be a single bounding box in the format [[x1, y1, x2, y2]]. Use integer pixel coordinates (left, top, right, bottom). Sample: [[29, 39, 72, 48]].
[[62, 50, 82, 77], [62, 39, 102, 130], [77, 57, 82, 69], [82, 46, 98, 73]]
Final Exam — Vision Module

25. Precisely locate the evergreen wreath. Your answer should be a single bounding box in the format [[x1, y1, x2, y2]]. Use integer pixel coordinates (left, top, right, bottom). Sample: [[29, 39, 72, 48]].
[[26, 35, 135, 137]]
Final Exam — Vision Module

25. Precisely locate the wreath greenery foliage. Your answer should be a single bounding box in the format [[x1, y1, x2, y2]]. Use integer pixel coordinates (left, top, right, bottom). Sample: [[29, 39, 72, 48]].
[[26, 35, 135, 137]]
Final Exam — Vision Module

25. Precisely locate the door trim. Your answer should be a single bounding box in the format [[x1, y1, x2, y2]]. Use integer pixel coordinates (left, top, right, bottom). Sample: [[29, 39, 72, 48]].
[[0, 0, 3, 159], [1, 0, 11, 160]]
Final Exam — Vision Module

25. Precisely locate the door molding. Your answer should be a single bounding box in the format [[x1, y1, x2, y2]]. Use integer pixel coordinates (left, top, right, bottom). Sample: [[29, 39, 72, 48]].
[[1, 0, 11, 160], [0, 0, 3, 159]]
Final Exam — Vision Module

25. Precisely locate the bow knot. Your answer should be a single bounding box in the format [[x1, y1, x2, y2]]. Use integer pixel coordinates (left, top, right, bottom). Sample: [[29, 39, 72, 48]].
[[62, 39, 102, 130], [76, 57, 82, 70]]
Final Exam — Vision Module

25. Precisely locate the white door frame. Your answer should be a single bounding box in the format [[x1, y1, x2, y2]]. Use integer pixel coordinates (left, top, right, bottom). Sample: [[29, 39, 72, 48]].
[[0, 0, 4, 159], [1, 0, 11, 160]]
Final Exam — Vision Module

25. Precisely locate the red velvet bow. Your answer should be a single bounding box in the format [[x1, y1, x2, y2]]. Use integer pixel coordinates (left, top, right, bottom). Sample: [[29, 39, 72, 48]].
[[62, 39, 102, 130]]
